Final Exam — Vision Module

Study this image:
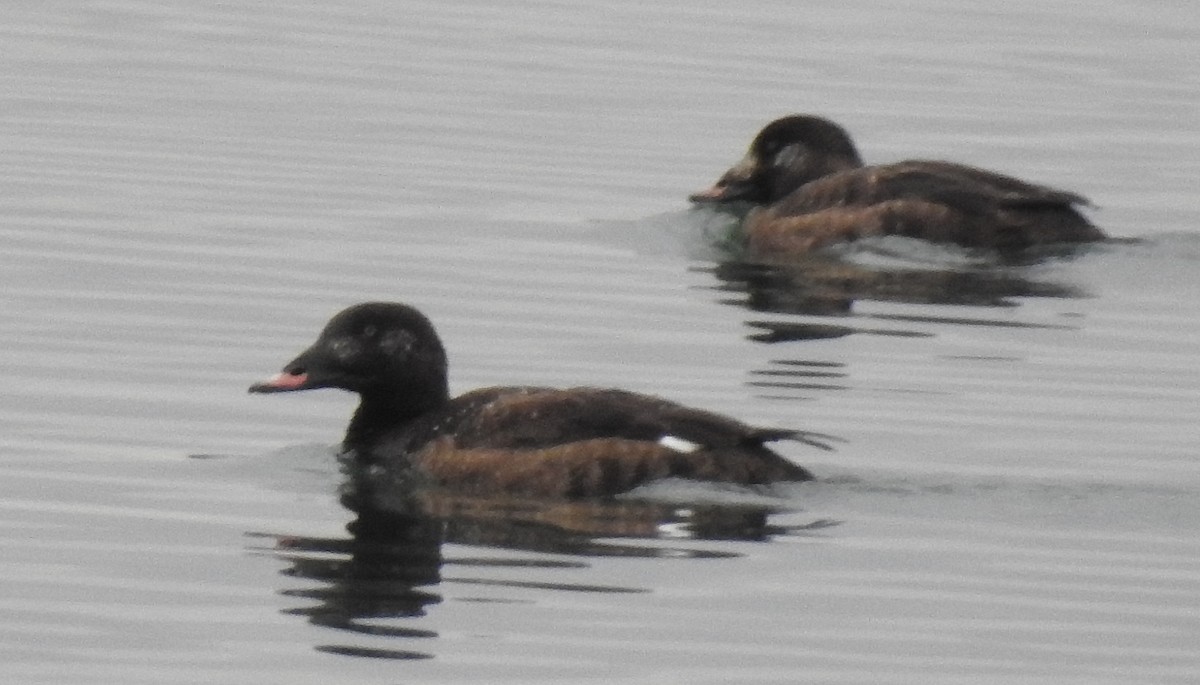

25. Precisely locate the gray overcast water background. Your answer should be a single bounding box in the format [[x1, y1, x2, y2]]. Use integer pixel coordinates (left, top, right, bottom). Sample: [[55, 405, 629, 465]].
[[1, 2, 1198, 683]]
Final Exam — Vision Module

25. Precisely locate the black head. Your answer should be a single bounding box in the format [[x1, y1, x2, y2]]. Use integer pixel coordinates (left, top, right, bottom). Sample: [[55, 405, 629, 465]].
[[690, 115, 865, 205], [249, 302, 449, 402]]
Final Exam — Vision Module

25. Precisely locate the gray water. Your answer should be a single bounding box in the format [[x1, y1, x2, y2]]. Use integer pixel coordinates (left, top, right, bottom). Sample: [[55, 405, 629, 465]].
[[2, 2, 1198, 683]]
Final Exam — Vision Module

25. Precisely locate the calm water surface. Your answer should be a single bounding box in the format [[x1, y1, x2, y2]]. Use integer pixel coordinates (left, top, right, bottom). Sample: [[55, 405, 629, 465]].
[[1, 2, 1198, 683]]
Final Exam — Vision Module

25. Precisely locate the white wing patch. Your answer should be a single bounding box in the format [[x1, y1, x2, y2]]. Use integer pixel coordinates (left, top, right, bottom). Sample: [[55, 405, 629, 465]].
[[658, 435, 702, 453]]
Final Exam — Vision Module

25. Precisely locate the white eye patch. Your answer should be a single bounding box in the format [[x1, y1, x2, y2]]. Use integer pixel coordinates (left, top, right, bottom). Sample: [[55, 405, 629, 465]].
[[328, 337, 363, 363], [771, 144, 803, 169], [378, 330, 416, 356]]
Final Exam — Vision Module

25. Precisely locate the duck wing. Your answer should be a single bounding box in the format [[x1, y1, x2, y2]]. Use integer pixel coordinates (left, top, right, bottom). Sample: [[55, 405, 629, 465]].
[[890, 161, 1091, 207], [374, 387, 826, 498], [441, 387, 831, 452], [776, 161, 1089, 216]]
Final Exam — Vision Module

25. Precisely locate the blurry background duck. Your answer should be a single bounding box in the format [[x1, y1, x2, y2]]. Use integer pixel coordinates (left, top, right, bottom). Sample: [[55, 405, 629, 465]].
[[690, 114, 1106, 257]]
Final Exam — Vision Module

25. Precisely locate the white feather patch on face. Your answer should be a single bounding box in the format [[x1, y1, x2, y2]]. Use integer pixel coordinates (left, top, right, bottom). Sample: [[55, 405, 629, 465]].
[[771, 143, 803, 169], [658, 435, 702, 453]]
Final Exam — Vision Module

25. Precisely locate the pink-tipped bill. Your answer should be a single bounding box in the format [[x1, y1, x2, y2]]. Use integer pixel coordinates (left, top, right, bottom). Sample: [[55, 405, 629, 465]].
[[248, 371, 309, 393], [688, 185, 727, 202]]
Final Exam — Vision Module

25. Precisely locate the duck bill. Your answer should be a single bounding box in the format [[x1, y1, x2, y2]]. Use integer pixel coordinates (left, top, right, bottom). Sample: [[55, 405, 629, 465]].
[[689, 155, 758, 203], [248, 370, 312, 394], [689, 178, 759, 203], [688, 184, 734, 202]]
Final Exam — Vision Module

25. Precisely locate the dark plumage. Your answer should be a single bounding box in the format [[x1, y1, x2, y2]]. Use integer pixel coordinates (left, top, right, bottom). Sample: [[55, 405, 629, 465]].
[[690, 115, 1106, 254], [249, 302, 825, 499]]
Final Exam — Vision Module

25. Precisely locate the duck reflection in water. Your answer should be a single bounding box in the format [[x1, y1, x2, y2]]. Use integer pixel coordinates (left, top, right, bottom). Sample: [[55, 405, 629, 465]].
[[259, 476, 836, 661], [705, 251, 1085, 324]]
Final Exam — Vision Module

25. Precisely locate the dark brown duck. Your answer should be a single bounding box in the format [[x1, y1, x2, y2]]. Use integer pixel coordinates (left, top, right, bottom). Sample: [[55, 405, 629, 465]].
[[249, 302, 825, 499], [690, 115, 1106, 255]]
